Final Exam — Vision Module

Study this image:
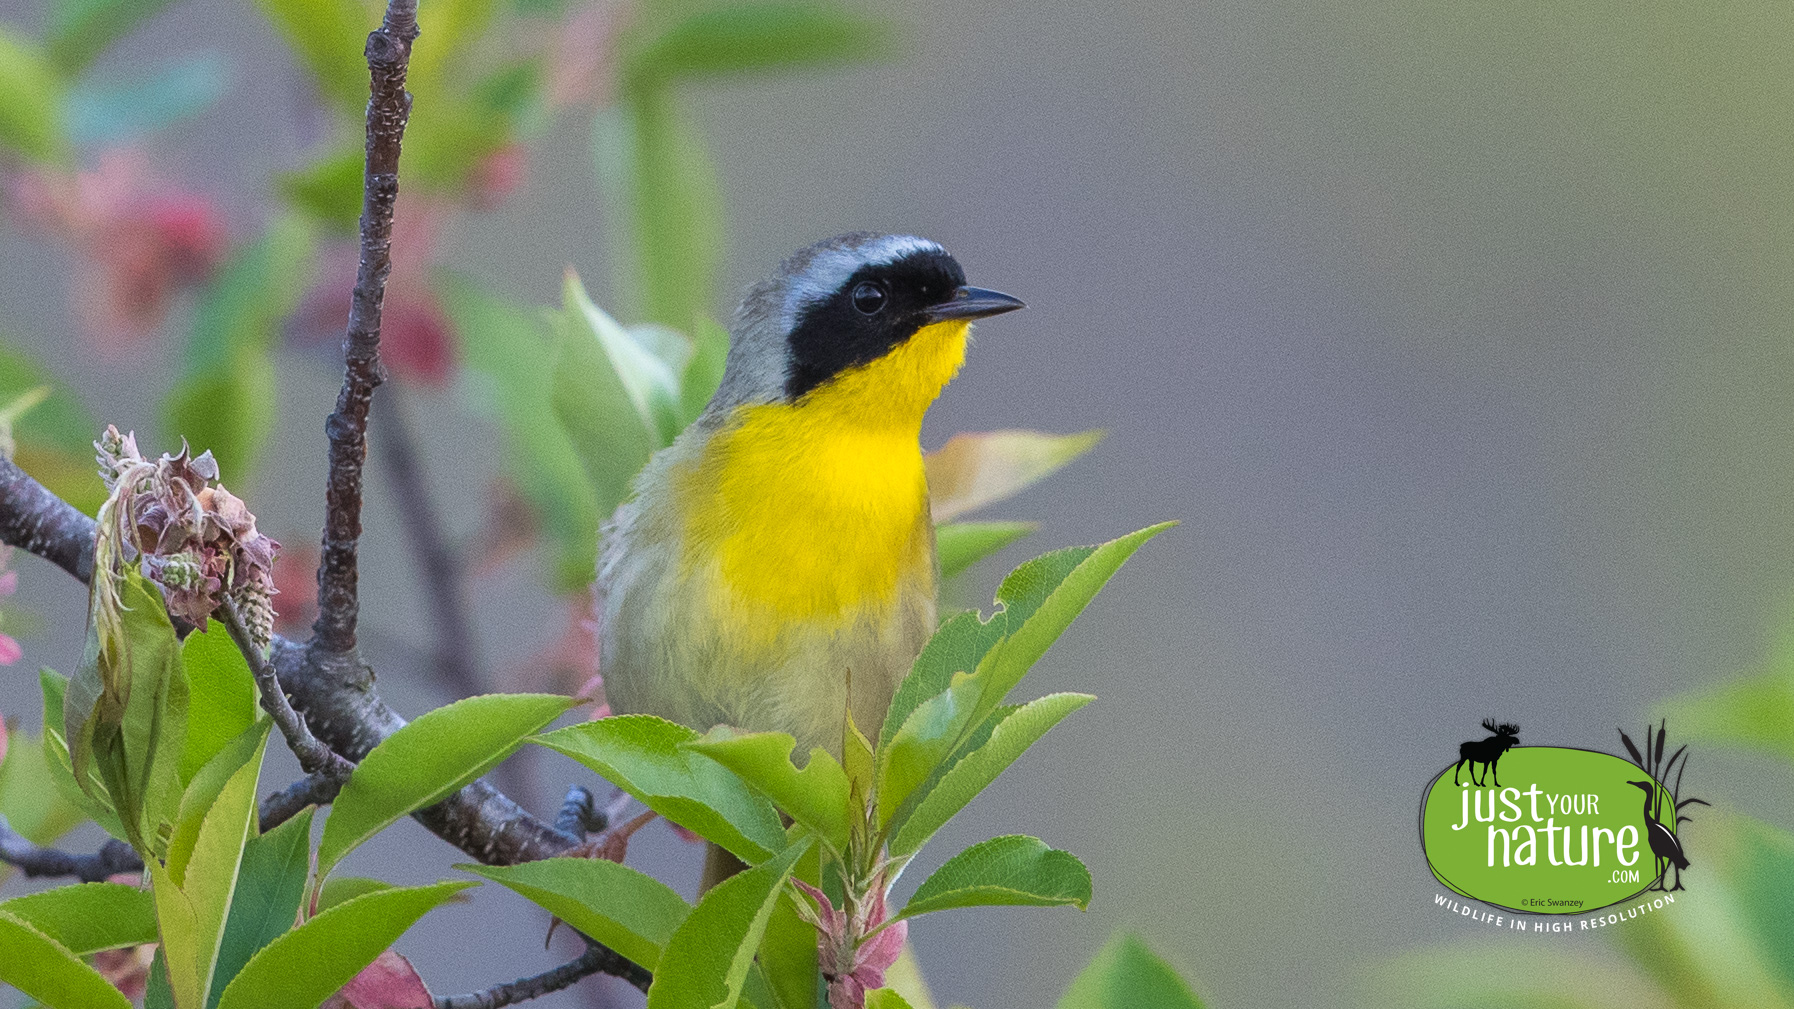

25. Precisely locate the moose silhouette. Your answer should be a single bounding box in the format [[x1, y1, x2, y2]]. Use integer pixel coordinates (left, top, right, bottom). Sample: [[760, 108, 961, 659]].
[[1453, 719, 1520, 787]]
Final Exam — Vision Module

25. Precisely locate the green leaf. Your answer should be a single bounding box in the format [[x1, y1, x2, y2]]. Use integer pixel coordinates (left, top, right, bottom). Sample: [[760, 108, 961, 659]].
[[70, 568, 191, 853], [215, 881, 477, 1009], [561, 269, 690, 445], [275, 148, 362, 233], [65, 52, 229, 145], [1661, 667, 1794, 768], [146, 948, 174, 1009], [172, 733, 269, 1008], [647, 839, 811, 1009], [0, 883, 156, 955], [595, 92, 721, 335], [167, 721, 271, 886], [865, 990, 916, 1009], [166, 214, 317, 482], [681, 317, 729, 424], [208, 808, 315, 1009], [179, 624, 260, 784], [880, 611, 1006, 753], [461, 857, 690, 970], [686, 729, 852, 852], [37, 667, 125, 838], [877, 671, 982, 827], [317, 693, 574, 876], [314, 876, 393, 914], [0, 341, 104, 513], [533, 715, 787, 863], [408, 0, 500, 96], [441, 274, 602, 589], [936, 521, 1039, 580], [1057, 933, 1203, 1009], [401, 92, 511, 194], [45, 0, 180, 72], [961, 523, 1174, 730], [0, 908, 133, 1009], [889, 692, 1094, 856], [899, 835, 1090, 920], [926, 430, 1104, 522], [0, 28, 68, 163], [1733, 818, 1794, 995], [148, 859, 203, 1009], [549, 274, 662, 510], [249, 0, 373, 116], [621, 3, 895, 85], [0, 726, 86, 862], [753, 878, 822, 1009]]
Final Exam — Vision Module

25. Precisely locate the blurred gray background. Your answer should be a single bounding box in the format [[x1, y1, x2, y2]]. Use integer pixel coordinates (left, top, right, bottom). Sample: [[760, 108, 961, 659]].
[[3, 0, 1792, 1006]]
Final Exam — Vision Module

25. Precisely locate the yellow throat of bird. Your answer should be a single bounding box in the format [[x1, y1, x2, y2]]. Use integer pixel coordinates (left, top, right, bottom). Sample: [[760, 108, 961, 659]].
[[678, 320, 971, 632]]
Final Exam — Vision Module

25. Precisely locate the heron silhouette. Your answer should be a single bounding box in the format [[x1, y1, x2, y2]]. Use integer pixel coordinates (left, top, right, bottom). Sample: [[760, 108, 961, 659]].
[[1627, 779, 1689, 891]]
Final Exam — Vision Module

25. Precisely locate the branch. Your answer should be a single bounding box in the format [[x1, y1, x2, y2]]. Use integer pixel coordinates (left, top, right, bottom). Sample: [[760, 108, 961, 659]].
[[0, 818, 138, 882], [1, 776, 333, 880], [0, 457, 92, 582], [221, 599, 356, 783], [434, 941, 651, 1009], [0, 458, 578, 865], [259, 772, 344, 832], [313, 0, 421, 655], [374, 390, 484, 699]]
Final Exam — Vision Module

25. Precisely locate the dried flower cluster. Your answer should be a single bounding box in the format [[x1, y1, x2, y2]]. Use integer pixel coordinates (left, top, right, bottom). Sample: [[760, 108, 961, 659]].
[[93, 426, 279, 647]]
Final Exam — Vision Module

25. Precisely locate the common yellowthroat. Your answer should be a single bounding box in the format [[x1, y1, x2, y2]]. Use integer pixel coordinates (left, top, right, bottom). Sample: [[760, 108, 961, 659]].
[[598, 233, 1025, 754]]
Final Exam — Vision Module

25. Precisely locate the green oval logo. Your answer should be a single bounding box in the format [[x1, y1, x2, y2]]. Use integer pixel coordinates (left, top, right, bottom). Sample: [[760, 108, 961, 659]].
[[1421, 746, 1679, 913]]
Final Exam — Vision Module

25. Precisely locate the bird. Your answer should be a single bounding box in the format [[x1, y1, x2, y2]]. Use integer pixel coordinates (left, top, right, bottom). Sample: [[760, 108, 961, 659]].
[[597, 232, 1025, 762], [1626, 779, 1689, 891]]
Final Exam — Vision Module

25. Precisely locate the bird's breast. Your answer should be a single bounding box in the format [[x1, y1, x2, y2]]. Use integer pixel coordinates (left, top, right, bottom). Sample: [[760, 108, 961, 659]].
[[675, 403, 935, 648]]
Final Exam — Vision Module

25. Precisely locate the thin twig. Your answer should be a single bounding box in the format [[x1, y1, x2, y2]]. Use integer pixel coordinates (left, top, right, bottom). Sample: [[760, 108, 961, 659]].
[[374, 389, 484, 698], [259, 773, 344, 832], [0, 818, 140, 881], [1, 770, 334, 878], [221, 598, 356, 783], [313, 0, 421, 655], [434, 941, 651, 1008], [555, 785, 599, 838]]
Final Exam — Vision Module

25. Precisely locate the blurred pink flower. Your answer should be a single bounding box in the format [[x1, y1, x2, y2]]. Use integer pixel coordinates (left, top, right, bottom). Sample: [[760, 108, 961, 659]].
[[292, 199, 457, 386], [467, 143, 528, 211], [2, 149, 224, 343], [93, 945, 156, 1000], [269, 541, 318, 637], [0, 548, 19, 666]]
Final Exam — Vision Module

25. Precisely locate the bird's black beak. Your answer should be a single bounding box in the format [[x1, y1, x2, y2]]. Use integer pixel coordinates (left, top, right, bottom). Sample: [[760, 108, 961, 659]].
[[923, 285, 1026, 323]]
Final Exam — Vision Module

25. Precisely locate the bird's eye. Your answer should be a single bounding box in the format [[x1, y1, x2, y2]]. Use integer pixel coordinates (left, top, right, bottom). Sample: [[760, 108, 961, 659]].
[[851, 281, 887, 315]]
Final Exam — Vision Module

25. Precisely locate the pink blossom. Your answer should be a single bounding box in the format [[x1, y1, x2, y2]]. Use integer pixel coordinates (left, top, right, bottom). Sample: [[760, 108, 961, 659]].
[[792, 879, 908, 1009], [467, 143, 528, 211], [291, 200, 457, 386], [3, 150, 224, 342], [0, 634, 20, 666]]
